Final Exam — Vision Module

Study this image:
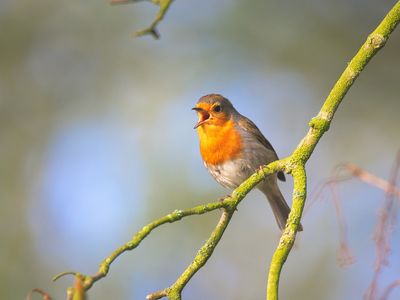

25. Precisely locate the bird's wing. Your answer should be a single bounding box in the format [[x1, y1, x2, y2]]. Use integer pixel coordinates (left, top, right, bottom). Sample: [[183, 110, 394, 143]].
[[237, 116, 286, 182]]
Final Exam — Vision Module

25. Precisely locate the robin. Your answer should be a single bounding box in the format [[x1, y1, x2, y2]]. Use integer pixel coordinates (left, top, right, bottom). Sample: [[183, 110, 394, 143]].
[[192, 94, 302, 231]]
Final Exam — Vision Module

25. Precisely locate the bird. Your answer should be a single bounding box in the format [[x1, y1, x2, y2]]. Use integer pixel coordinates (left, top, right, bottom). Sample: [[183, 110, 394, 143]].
[[192, 94, 302, 231]]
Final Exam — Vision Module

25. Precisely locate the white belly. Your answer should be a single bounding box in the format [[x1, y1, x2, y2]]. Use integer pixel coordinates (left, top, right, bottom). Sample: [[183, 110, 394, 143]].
[[205, 159, 253, 189]]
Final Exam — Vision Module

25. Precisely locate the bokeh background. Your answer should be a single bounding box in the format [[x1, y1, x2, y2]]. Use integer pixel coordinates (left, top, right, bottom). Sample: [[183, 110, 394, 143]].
[[1, 0, 400, 299]]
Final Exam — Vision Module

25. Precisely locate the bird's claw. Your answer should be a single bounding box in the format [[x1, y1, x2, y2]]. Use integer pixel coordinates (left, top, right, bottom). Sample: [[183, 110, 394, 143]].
[[218, 195, 231, 202]]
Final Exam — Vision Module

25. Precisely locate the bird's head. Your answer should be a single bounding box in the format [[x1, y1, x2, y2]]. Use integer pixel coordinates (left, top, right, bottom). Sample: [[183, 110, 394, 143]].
[[192, 94, 236, 129]]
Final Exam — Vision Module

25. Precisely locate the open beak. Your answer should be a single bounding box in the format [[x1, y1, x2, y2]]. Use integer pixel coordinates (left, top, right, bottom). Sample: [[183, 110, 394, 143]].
[[192, 107, 210, 129]]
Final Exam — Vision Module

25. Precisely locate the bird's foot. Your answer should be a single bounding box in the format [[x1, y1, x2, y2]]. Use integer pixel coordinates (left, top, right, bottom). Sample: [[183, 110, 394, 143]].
[[218, 195, 231, 202], [257, 165, 267, 180]]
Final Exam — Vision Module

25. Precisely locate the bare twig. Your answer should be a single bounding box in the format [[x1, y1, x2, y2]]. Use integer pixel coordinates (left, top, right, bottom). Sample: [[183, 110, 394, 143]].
[[111, 0, 174, 39], [333, 163, 400, 198], [26, 288, 53, 300], [309, 157, 400, 268], [308, 153, 400, 299], [380, 279, 400, 300], [329, 181, 355, 267], [365, 151, 400, 300]]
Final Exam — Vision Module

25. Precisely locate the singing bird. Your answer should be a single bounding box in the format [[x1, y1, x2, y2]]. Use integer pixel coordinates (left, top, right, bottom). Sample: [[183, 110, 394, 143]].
[[193, 94, 301, 231]]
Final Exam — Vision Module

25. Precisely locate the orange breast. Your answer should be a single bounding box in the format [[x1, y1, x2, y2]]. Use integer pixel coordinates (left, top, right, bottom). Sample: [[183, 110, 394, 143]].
[[197, 119, 242, 165]]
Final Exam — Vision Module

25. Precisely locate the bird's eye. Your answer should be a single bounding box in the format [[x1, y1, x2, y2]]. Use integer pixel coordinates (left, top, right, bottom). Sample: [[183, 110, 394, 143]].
[[213, 104, 222, 112]]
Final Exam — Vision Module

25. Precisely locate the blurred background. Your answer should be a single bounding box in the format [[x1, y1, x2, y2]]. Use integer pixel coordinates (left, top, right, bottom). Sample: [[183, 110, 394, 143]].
[[1, 0, 400, 299]]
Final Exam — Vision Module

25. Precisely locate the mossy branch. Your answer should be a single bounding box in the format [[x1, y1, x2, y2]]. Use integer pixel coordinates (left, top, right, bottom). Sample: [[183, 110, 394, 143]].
[[110, 0, 174, 39], [147, 208, 235, 300], [267, 2, 400, 299], [54, 162, 284, 299], [53, 1, 400, 300]]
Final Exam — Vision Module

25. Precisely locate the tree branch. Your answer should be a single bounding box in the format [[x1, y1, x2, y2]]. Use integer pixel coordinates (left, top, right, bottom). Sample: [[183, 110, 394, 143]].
[[111, 0, 174, 39], [266, 2, 400, 299], [55, 161, 284, 295], [146, 208, 234, 300]]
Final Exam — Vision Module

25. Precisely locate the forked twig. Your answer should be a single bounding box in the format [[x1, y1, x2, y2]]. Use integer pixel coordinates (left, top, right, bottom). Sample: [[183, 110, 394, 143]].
[[111, 0, 174, 39]]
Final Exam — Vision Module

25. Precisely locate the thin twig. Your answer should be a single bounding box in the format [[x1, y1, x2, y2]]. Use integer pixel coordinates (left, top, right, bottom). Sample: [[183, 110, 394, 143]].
[[329, 181, 355, 267], [335, 163, 400, 198], [308, 155, 400, 299], [380, 279, 400, 300], [308, 161, 400, 267], [26, 288, 53, 300], [365, 151, 400, 300], [111, 0, 174, 39]]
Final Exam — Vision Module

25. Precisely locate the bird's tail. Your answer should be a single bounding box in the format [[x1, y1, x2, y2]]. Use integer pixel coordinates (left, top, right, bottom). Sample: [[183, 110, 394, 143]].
[[258, 179, 303, 231]]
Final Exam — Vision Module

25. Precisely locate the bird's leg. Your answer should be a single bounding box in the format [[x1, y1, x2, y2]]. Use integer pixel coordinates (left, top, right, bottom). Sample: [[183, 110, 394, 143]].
[[258, 165, 267, 181], [218, 195, 231, 202]]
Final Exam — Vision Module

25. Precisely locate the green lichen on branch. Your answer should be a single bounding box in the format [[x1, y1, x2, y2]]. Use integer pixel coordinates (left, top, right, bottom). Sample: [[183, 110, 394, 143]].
[[267, 166, 306, 299], [111, 0, 174, 39], [55, 162, 284, 298], [319, 8, 399, 122], [267, 2, 400, 300], [148, 209, 235, 300]]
